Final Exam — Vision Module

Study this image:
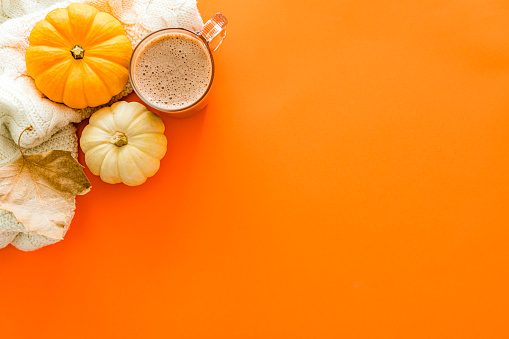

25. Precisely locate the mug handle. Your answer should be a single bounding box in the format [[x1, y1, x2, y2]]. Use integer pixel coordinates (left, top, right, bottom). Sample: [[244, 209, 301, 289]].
[[199, 13, 228, 52]]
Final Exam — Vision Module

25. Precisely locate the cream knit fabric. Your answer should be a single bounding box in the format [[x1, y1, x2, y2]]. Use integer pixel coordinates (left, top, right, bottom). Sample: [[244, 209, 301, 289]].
[[0, 0, 203, 251]]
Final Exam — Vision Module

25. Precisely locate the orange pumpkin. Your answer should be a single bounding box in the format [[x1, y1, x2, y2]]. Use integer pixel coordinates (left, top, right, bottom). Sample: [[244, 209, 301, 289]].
[[26, 3, 132, 109]]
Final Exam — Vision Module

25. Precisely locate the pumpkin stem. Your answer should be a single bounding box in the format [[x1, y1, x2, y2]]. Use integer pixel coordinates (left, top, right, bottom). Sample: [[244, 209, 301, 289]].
[[111, 132, 128, 147], [70, 45, 85, 59]]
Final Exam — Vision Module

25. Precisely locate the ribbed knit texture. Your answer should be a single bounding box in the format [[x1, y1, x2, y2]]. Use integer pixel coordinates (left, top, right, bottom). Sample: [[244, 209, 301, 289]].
[[0, 0, 203, 251]]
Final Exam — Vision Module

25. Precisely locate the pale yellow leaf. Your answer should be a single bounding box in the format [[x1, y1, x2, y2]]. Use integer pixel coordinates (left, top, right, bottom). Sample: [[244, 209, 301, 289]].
[[0, 150, 91, 240]]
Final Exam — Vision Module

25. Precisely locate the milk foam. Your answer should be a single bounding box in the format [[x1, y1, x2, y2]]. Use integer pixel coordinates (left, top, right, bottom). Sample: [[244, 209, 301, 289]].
[[134, 33, 212, 110]]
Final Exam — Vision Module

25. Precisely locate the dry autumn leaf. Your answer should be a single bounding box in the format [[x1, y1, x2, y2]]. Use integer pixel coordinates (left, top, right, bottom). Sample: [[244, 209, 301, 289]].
[[0, 127, 91, 240]]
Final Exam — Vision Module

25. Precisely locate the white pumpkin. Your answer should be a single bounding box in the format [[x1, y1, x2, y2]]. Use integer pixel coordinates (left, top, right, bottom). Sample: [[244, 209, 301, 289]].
[[80, 101, 167, 186]]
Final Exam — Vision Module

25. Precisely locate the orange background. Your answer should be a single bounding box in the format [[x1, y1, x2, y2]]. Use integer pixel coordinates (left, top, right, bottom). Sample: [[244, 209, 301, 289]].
[[2, 0, 509, 337]]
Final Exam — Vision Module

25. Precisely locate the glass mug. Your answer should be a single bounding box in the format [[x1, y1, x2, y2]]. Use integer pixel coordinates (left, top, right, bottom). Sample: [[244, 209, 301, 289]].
[[129, 13, 228, 118]]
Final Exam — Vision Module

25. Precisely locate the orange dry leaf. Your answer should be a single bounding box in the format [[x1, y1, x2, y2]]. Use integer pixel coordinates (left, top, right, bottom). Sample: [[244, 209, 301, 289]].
[[0, 127, 91, 240]]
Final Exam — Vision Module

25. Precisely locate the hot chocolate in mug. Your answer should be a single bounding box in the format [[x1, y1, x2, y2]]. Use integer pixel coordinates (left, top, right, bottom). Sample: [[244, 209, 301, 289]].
[[129, 13, 228, 117]]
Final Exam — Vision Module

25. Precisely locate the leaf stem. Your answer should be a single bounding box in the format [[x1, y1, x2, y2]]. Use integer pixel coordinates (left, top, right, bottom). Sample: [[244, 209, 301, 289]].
[[18, 126, 33, 158]]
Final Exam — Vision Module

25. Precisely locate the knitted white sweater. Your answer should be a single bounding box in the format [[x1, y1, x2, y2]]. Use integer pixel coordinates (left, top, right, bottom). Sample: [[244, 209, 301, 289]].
[[0, 0, 203, 251]]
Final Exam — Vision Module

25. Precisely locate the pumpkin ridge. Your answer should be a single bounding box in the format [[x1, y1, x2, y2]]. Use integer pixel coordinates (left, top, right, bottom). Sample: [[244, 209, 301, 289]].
[[80, 142, 103, 155], [80, 62, 87, 106], [82, 60, 115, 97], [84, 143, 110, 176], [129, 133, 168, 146], [81, 62, 111, 107], [26, 46, 70, 79], [90, 119, 116, 135], [80, 9, 99, 43], [61, 62, 76, 106], [83, 11, 127, 47], [36, 59, 71, 79], [127, 143, 158, 161], [83, 56, 129, 97], [31, 21, 73, 48], [93, 125, 117, 135], [127, 136, 167, 160], [67, 3, 99, 47], [81, 122, 117, 151], [80, 138, 108, 154], [131, 132, 166, 137], [44, 8, 74, 45], [85, 36, 132, 66], [81, 123, 112, 147], [86, 35, 128, 50], [84, 55, 128, 69], [34, 60, 73, 102], [118, 147, 146, 184], [125, 145, 159, 178], [28, 45, 70, 53], [99, 146, 118, 177], [115, 147, 122, 183], [52, 26, 73, 48], [123, 112, 151, 133]]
